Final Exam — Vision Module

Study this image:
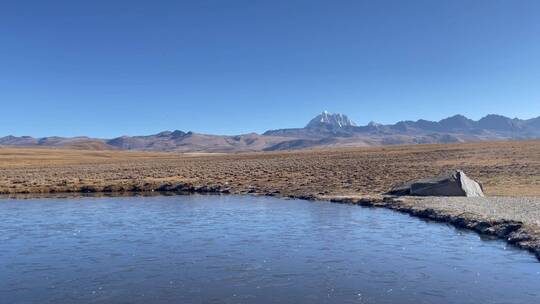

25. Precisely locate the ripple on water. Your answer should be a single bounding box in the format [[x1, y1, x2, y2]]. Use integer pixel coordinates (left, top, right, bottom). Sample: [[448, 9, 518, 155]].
[[0, 195, 539, 304]]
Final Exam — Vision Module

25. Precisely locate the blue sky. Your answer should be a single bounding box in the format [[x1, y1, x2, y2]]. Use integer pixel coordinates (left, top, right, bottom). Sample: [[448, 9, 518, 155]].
[[1, 0, 539, 137]]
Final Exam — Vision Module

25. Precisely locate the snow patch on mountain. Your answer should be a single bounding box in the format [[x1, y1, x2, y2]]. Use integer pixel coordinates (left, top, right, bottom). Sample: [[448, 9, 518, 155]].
[[305, 111, 358, 129]]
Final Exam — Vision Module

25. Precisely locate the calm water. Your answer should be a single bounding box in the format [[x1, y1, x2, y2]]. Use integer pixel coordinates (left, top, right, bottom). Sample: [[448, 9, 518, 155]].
[[1, 195, 539, 304]]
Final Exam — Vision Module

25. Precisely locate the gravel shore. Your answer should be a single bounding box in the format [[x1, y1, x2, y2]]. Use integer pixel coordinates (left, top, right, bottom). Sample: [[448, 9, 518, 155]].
[[407, 196, 540, 227]]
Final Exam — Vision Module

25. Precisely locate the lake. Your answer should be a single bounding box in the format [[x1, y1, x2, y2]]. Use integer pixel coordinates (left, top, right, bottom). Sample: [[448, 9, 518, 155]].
[[1, 195, 539, 303]]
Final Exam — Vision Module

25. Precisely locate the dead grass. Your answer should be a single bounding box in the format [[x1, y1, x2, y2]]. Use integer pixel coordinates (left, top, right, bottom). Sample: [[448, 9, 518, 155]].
[[1, 140, 539, 196]]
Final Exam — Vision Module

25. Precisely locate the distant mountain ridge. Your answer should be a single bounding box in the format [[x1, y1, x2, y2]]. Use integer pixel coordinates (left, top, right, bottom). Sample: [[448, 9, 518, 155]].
[[2, 112, 540, 152], [265, 113, 540, 139]]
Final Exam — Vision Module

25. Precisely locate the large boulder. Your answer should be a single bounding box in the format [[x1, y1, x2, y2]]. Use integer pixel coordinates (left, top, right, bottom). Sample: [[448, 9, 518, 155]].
[[388, 170, 484, 197]]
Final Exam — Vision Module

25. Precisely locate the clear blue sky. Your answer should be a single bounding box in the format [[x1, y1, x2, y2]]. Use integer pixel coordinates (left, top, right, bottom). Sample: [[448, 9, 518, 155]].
[[1, 0, 539, 138]]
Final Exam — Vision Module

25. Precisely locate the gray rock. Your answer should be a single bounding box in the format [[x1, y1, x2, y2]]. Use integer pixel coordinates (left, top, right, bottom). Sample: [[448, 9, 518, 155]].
[[388, 170, 484, 197]]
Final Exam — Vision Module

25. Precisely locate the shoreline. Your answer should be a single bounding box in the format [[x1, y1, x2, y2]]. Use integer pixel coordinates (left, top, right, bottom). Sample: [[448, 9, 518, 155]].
[[323, 195, 540, 262], [2, 185, 539, 262], [1, 142, 539, 261]]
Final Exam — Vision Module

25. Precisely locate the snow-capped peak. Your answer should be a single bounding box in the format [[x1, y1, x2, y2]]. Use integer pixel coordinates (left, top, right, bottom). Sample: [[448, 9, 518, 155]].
[[306, 111, 357, 129]]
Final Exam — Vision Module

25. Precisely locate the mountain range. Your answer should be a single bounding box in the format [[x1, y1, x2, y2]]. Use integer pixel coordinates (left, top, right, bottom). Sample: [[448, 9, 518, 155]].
[[2, 112, 539, 152]]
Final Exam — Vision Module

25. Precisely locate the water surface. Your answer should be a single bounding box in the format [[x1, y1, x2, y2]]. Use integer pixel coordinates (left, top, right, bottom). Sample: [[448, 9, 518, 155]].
[[1, 195, 539, 303]]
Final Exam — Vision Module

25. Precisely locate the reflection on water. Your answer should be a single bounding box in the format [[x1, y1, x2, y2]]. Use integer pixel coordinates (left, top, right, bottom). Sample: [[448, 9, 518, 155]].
[[1, 195, 539, 304]]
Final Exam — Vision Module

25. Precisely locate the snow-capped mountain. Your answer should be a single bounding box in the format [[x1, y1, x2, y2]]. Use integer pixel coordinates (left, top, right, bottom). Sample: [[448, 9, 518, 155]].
[[305, 111, 358, 130]]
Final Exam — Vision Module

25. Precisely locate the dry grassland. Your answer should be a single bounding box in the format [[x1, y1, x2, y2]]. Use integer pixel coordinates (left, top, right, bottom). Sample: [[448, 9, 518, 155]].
[[0, 140, 539, 196]]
